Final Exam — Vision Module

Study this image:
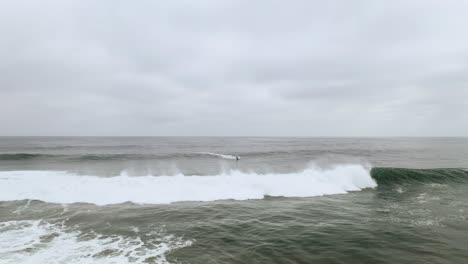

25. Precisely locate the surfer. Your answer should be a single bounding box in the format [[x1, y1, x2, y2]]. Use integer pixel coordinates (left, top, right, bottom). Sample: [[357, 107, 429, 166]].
[[235, 155, 240, 161]]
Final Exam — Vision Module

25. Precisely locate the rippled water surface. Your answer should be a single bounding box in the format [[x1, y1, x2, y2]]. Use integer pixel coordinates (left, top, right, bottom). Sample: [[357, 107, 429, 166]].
[[0, 137, 467, 263]]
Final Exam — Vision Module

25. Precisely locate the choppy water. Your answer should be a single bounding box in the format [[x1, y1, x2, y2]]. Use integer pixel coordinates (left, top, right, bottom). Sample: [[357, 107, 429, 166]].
[[0, 137, 467, 263]]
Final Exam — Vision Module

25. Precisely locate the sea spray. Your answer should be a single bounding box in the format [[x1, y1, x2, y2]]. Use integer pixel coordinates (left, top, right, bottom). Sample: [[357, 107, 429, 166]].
[[0, 164, 376, 205]]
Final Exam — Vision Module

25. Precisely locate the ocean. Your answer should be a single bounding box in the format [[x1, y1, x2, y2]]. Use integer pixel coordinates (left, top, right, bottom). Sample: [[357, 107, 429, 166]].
[[0, 137, 467, 263]]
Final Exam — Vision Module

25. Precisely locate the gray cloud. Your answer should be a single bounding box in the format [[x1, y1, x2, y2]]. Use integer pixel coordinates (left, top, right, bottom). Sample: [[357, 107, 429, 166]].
[[1, 0, 467, 136]]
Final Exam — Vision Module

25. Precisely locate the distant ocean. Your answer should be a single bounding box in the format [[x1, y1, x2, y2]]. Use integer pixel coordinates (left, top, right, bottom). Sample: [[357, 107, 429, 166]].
[[0, 137, 467, 263]]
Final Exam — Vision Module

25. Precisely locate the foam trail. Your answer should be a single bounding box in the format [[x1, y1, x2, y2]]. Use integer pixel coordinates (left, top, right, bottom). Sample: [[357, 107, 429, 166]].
[[196, 152, 237, 160], [0, 220, 191, 264], [0, 164, 376, 205]]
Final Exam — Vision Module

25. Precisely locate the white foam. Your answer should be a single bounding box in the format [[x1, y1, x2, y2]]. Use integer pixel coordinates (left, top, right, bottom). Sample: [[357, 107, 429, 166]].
[[196, 152, 237, 160], [0, 220, 192, 264], [0, 164, 376, 205]]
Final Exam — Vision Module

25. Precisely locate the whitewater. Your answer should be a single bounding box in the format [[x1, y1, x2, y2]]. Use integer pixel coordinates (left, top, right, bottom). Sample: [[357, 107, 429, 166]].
[[0, 220, 192, 264], [0, 164, 376, 205], [196, 152, 238, 160]]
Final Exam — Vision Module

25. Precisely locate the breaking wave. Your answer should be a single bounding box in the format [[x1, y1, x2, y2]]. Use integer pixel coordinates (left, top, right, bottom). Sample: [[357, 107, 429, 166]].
[[1, 166, 465, 206], [0, 164, 374, 205]]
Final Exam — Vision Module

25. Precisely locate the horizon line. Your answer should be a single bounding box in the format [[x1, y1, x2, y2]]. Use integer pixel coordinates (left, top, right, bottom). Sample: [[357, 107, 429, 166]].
[[0, 135, 467, 138]]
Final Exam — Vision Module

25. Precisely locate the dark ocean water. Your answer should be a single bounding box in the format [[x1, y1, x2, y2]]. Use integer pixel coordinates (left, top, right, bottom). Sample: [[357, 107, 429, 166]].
[[0, 137, 467, 263]]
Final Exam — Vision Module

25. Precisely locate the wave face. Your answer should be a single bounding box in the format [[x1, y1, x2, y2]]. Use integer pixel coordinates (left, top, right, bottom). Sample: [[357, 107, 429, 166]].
[[370, 167, 468, 185], [0, 153, 51, 160], [0, 164, 375, 205]]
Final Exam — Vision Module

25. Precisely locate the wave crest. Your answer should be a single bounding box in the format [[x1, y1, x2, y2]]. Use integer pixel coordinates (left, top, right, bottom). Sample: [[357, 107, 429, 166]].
[[196, 152, 238, 160], [0, 164, 375, 205]]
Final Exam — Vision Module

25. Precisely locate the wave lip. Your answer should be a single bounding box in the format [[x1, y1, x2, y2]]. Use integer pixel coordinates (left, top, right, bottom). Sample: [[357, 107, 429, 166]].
[[0, 164, 375, 205]]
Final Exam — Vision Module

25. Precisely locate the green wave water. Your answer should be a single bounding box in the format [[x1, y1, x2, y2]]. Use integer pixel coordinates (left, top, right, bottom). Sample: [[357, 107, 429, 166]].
[[371, 167, 468, 185]]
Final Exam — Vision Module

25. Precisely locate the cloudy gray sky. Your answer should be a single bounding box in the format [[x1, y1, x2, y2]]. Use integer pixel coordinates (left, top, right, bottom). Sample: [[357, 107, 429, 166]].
[[1, 0, 467, 136]]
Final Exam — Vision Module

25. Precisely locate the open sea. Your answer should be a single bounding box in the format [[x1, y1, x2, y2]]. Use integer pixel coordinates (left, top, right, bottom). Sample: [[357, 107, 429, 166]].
[[0, 137, 467, 264]]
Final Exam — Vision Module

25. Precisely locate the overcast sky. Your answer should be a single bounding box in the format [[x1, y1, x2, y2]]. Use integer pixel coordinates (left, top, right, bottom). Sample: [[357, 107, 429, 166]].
[[1, 0, 467, 136]]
